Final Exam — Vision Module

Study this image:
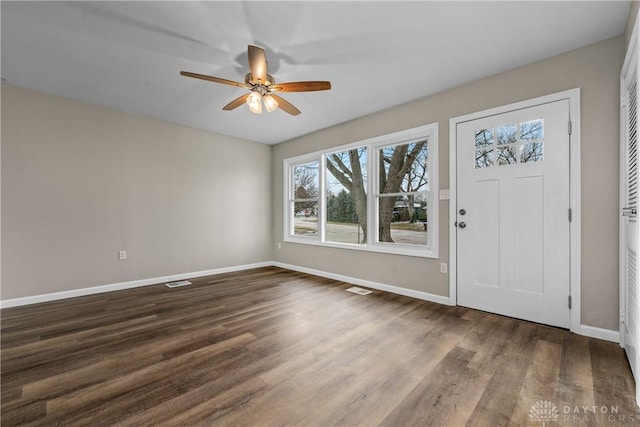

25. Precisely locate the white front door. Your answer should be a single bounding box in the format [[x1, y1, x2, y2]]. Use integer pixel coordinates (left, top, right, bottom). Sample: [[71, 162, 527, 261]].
[[456, 100, 571, 328], [620, 14, 640, 405]]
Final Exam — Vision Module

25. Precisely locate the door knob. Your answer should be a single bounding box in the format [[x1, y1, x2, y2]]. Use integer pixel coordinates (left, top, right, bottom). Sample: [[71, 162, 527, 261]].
[[458, 221, 466, 229], [459, 209, 466, 215]]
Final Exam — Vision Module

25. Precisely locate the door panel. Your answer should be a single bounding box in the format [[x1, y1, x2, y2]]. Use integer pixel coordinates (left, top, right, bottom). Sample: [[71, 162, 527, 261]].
[[473, 179, 500, 288], [457, 100, 570, 328], [513, 176, 544, 294]]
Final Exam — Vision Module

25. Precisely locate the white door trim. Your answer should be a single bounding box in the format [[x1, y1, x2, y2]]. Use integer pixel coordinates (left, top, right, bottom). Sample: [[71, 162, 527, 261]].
[[449, 88, 581, 334], [619, 7, 640, 406], [620, 7, 640, 352]]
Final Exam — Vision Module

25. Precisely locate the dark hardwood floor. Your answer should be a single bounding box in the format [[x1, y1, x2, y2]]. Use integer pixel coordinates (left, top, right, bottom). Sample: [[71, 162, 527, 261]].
[[1, 267, 638, 426]]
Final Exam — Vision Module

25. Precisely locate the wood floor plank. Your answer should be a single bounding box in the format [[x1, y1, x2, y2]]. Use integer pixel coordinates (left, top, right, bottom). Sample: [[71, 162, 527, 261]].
[[283, 321, 459, 426], [590, 338, 639, 424], [113, 351, 267, 426], [434, 314, 517, 426], [465, 321, 539, 426], [160, 377, 269, 426], [556, 332, 597, 423], [2, 267, 638, 426], [379, 345, 476, 426], [511, 339, 563, 425], [44, 333, 256, 415]]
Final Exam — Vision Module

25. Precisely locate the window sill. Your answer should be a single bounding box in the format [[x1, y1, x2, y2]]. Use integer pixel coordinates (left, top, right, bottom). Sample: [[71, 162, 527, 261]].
[[283, 236, 438, 259]]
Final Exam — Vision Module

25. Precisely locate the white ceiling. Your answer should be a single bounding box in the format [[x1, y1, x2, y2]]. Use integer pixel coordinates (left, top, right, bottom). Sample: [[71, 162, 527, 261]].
[[1, 1, 630, 145]]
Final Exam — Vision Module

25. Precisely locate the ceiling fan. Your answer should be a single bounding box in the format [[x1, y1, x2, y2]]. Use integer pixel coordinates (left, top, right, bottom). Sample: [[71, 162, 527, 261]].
[[180, 45, 331, 116]]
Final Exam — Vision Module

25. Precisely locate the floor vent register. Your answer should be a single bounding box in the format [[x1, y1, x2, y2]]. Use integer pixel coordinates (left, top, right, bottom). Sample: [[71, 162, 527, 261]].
[[165, 280, 193, 288], [346, 286, 373, 295]]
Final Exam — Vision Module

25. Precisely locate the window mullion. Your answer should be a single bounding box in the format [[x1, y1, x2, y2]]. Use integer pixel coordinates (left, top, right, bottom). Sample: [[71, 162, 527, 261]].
[[319, 155, 327, 242], [287, 162, 293, 236], [378, 191, 428, 198], [368, 143, 378, 246]]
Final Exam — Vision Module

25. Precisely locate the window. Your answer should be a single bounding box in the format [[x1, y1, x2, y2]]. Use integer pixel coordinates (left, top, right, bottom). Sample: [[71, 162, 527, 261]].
[[284, 123, 438, 258], [326, 147, 367, 244], [291, 162, 319, 236], [475, 118, 544, 169], [377, 140, 429, 246]]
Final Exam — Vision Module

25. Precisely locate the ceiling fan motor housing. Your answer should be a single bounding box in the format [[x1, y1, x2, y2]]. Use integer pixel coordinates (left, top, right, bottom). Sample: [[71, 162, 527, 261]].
[[245, 73, 275, 87]]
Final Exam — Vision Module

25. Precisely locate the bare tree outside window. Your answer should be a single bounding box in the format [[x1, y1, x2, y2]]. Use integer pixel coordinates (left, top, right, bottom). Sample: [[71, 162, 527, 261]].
[[326, 147, 367, 244], [475, 129, 494, 168], [520, 119, 544, 163], [378, 140, 428, 245], [402, 143, 429, 224], [475, 118, 543, 168]]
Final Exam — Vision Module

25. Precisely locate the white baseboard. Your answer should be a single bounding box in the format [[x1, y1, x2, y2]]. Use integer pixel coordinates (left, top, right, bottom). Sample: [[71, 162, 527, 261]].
[[272, 261, 453, 306], [1, 260, 451, 310], [273, 263, 621, 343], [578, 324, 620, 343], [0, 260, 622, 346], [0, 262, 272, 309]]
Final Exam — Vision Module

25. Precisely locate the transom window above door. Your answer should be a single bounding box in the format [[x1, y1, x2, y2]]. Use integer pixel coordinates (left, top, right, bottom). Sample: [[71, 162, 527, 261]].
[[474, 118, 544, 169]]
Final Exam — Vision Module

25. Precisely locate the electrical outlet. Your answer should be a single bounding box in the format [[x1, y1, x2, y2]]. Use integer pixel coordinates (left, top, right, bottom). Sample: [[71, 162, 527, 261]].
[[439, 189, 450, 200], [440, 262, 447, 274], [119, 250, 127, 260], [277, 243, 282, 250]]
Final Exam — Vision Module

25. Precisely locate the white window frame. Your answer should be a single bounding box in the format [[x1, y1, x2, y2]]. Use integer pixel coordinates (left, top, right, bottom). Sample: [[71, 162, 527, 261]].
[[287, 161, 321, 238], [284, 123, 439, 258]]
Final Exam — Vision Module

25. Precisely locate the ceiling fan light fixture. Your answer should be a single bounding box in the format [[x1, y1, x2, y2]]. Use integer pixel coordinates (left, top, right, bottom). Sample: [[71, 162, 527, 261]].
[[181, 45, 330, 116], [263, 94, 279, 112], [248, 100, 262, 114], [246, 91, 262, 114]]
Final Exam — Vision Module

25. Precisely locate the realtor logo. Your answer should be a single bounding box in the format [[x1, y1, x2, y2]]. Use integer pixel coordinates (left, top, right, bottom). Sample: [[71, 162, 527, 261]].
[[529, 400, 559, 426]]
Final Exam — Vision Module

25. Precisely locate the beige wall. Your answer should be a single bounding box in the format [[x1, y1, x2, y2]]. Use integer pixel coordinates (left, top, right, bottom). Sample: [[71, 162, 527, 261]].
[[272, 36, 624, 331], [2, 85, 272, 300]]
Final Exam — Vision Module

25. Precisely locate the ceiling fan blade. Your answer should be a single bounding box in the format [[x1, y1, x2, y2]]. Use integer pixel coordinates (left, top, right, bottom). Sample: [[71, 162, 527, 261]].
[[180, 71, 248, 88], [223, 93, 251, 111], [270, 81, 332, 92], [248, 45, 267, 84], [271, 94, 301, 116]]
